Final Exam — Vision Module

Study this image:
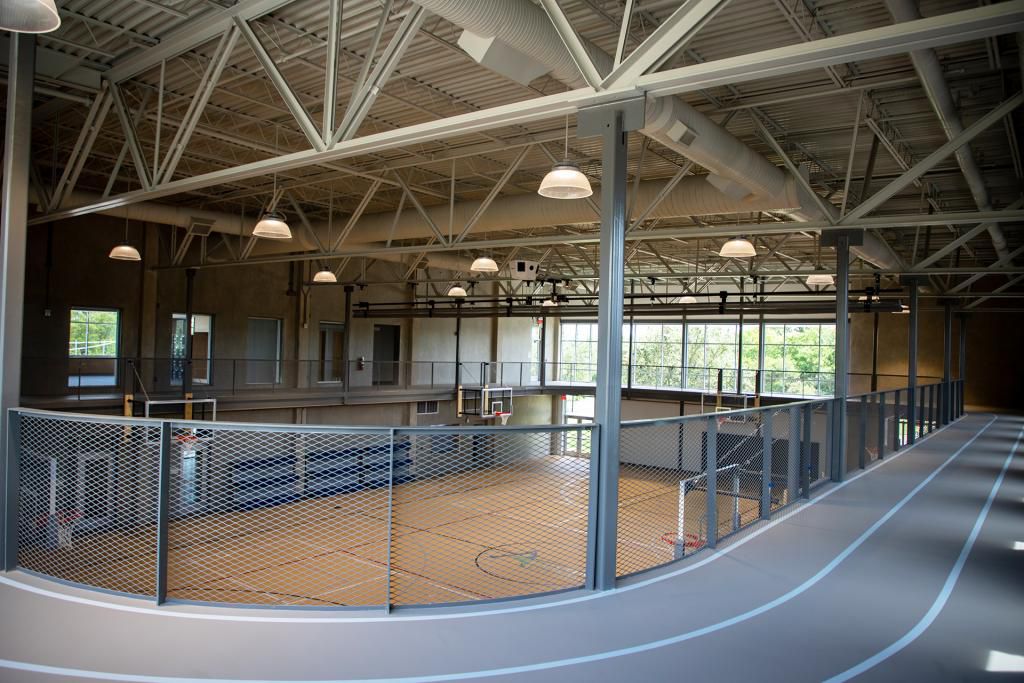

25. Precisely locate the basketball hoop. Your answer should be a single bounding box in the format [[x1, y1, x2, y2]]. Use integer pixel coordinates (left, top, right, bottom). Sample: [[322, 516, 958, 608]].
[[37, 509, 83, 549], [494, 411, 510, 426], [660, 531, 705, 550]]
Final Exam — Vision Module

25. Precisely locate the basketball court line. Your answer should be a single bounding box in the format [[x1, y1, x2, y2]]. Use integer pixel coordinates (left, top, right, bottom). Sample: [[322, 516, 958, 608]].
[[0, 415, 1000, 682], [0, 415, 983, 624]]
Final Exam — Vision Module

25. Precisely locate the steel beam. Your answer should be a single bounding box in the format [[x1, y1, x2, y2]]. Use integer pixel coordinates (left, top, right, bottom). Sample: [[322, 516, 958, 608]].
[[843, 92, 1023, 221], [905, 277, 919, 444], [33, 4, 1024, 224], [453, 145, 532, 244], [391, 174, 448, 245], [832, 232, 851, 481], [322, 0, 342, 145], [157, 27, 240, 185], [963, 273, 1024, 310], [0, 35, 34, 567], [539, 0, 605, 88], [948, 243, 1024, 294], [332, 6, 426, 145], [109, 83, 153, 190], [915, 198, 1024, 269], [50, 85, 113, 211], [602, 0, 731, 90], [235, 17, 325, 152]]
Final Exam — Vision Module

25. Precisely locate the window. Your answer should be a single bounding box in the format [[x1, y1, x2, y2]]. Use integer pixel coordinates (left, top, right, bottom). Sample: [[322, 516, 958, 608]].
[[171, 313, 213, 385], [630, 323, 682, 389], [69, 309, 119, 357], [246, 318, 282, 385], [762, 323, 836, 396], [558, 321, 631, 385], [416, 400, 439, 415], [68, 308, 119, 388]]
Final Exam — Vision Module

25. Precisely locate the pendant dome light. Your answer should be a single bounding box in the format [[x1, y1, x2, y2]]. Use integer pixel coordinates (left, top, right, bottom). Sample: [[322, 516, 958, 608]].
[[719, 237, 756, 258], [680, 295, 697, 304], [447, 284, 467, 297], [806, 271, 834, 286], [0, 0, 60, 33], [313, 267, 337, 283], [312, 188, 337, 282], [470, 255, 499, 273], [806, 234, 833, 286], [538, 115, 592, 199], [109, 181, 140, 261], [253, 125, 292, 240]]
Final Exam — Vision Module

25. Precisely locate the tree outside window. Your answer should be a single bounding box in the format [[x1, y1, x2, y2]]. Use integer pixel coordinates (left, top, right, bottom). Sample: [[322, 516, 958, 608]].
[[69, 309, 119, 357]]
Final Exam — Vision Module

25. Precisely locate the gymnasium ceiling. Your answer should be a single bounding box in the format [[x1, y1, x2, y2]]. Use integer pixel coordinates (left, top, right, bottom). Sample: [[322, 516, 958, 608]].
[[4, 0, 1024, 308]]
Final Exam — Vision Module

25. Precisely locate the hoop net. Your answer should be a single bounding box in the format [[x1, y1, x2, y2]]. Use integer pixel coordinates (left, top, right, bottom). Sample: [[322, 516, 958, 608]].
[[495, 412, 510, 426]]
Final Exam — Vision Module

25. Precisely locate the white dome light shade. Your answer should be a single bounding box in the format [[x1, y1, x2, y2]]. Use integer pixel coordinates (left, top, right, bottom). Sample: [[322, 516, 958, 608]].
[[253, 211, 293, 240], [313, 268, 337, 283], [896, 304, 910, 314], [680, 295, 698, 304], [542, 297, 559, 307], [108, 244, 141, 261], [719, 237, 756, 258], [0, 0, 61, 33], [447, 284, 467, 297], [470, 256, 499, 272], [538, 161, 593, 199], [806, 272, 834, 286]]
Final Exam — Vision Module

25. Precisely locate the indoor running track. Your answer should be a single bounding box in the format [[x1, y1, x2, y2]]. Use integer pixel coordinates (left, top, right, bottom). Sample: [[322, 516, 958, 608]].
[[1, 412, 1021, 683]]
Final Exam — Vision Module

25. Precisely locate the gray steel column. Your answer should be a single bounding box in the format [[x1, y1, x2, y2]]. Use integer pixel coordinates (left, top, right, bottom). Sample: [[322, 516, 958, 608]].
[[341, 285, 353, 389], [454, 300, 462, 387], [539, 315, 547, 385], [787, 406, 800, 504], [823, 231, 855, 481], [943, 301, 953, 424], [905, 278, 919, 444], [958, 312, 967, 404], [0, 35, 34, 568], [579, 97, 644, 591], [182, 268, 196, 398]]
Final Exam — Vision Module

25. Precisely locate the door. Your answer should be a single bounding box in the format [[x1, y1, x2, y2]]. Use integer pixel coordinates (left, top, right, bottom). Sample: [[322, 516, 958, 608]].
[[372, 325, 400, 386], [319, 323, 344, 383], [246, 318, 281, 385]]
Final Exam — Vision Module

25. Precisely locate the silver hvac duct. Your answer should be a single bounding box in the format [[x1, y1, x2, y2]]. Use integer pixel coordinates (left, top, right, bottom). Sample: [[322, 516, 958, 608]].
[[884, 0, 1011, 262], [410, 0, 902, 270]]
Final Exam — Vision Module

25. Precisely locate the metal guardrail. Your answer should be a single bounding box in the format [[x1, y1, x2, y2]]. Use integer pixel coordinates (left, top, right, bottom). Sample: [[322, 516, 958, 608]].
[[3, 378, 965, 610]]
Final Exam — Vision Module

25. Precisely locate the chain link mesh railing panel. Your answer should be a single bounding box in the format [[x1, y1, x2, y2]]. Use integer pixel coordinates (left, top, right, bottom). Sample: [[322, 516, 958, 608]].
[[617, 417, 708, 576], [16, 413, 161, 596], [387, 427, 591, 606], [164, 424, 393, 608]]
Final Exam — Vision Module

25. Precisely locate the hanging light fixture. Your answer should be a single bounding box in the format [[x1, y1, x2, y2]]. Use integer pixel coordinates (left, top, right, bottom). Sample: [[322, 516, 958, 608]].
[[542, 296, 559, 307], [680, 295, 698, 304], [806, 234, 833, 286], [447, 284, 467, 297], [538, 115, 592, 199], [253, 124, 292, 240], [0, 0, 61, 33], [896, 303, 910, 314], [719, 237, 756, 258], [470, 255, 499, 273], [109, 183, 140, 261], [312, 188, 337, 282], [253, 210, 292, 240], [313, 267, 337, 283], [806, 270, 834, 286]]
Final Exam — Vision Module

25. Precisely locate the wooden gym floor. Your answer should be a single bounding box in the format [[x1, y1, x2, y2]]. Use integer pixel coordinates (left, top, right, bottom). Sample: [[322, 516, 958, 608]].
[[17, 456, 769, 608]]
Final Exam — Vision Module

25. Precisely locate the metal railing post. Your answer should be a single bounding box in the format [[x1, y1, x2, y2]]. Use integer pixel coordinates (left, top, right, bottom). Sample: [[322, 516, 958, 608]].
[[584, 423, 601, 591], [800, 404, 811, 498], [384, 428, 395, 613], [155, 421, 172, 604], [787, 406, 800, 505], [825, 399, 835, 479], [3, 410, 22, 571], [877, 391, 886, 460], [859, 394, 867, 469], [760, 412, 772, 520], [731, 467, 740, 532], [705, 416, 718, 548], [892, 389, 902, 450]]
